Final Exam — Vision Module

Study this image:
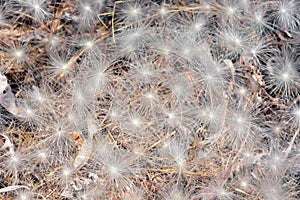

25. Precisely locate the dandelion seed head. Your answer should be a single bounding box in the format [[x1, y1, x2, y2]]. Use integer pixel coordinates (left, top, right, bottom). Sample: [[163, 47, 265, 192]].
[[239, 87, 247, 95], [241, 181, 248, 188], [168, 112, 175, 119], [62, 168, 71, 177], [25, 108, 33, 115], [255, 15, 263, 23], [206, 74, 212, 80], [132, 118, 141, 127], [61, 63, 69, 70], [251, 48, 257, 55], [281, 72, 289, 81], [183, 48, 191, 55], [129, 7, 140, 18], [237, 117, 243, 124], [33, 4, 40, 10], [14, 49, 24, 58], [85, 41, 94, 49], [38, 152, 47, 160], [294, 108, 300, 118], [234, 37, 241, 46], [56, 130, 63, 137], [280, 7, 286, 14], [16, 190, 33, 200], [145, 92, 154, 100], [84, 5, 92, 12], [109, 166, 119, 175], [177, 160, 184, 168], [192, 22, 203, 32], [227, 7, 236, 15], [11, 155, 19, 163], [273, 126, 281, 134], [208, 113, 215, 120], [159, 7, 167, 16]]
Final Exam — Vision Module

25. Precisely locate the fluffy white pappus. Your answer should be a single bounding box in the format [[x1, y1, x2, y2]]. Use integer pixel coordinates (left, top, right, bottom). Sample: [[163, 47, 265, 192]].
[[191, 43, 219, 70], [216, 25, 252, 59], [45, 35, 63, 50], [92, 136, 113, 160], [165, 136, 191, 173], [199, 97, 228, 145], [1, 42, 30, 65], [238, 0, 255, 10], [159, 106, 181, 130], [289, 104, 300, 127], [198, 102, 225, 129], [196, 148, 217, 163], [224, 103, 261, 149], [191, 60, 226, 96], [114, 0, 147, 24], [74, 0, 101, 30], [58, 164, 75, 185], [162, 186, 191, 200], [95, 147, 137, 189], [196, 60, 228, 95], [106, 91, 133, 123], [213, 0, 245, 24], [107, 105, 125, 130], [197, 181, 236, 200], [255, 171, 296, 200], [47, 50, 74, 79], [69, 35, 101, 59], [230, 169, 255, 196], [172, 11, 208, 39], [260, 144, 288, 176], [245, 4, 271, 34], [127, 110, 145, 130], [42, 119, 75, 158], [16, 96, 48, 128], [118, 107, 154, 138], [151, 2, 173, 23], [166, 72, 196, 101], [84, 54, 112, 93], [2, 148, 28, 181], [114, 24, 154, 59], [127, 58, 162, 85], [69, 81, 97, 119], [157, 136, 185, 171], [264, 47, 300, 99], [27, 86, 47, 106], [173, 35, 201, 62], [63, 107, 85, 130], [29, 145, 54, 166], [14, 189, 34, 200], [22, 85, 57, 117], [75, 184, 106, 200], [150, 29, 177, 61], [244, 37, 274, 65], [263, 120, 289, 141], [16, 0, 51, 22], [138, 86, 162, 118], [269, 0, 300, 31], [121, 185, 145, 200], [158, 101, 200, 132], [199, 0, 213, 13]]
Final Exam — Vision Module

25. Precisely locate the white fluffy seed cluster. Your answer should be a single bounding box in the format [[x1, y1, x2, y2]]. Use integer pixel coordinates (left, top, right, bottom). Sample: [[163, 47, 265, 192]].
[[0, 0, 299, 199]]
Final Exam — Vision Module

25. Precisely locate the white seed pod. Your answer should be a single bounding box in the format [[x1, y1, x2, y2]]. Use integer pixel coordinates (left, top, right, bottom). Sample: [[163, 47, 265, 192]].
[[0, 73, 18, 115], [0, 185, 30, 193], [73, 140, 93, 169]]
